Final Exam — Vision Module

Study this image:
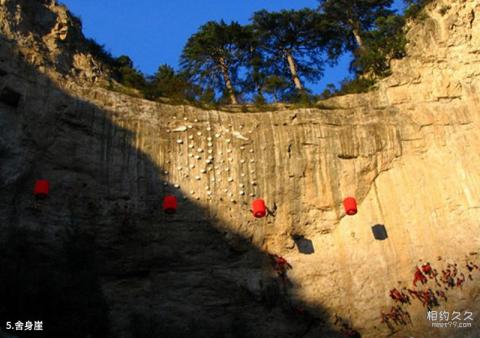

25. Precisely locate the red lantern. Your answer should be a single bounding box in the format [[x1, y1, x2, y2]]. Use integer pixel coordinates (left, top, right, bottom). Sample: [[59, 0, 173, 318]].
[[163, 196, 177, 214], [252, 199, 266, 218], [33, 180, 49, 198], [343, 197, 357, 216]]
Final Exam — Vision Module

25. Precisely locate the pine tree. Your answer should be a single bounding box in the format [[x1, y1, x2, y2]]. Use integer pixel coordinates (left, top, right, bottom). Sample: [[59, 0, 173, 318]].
[[144, 64, 193, 101], [352, 14, 406, 77], [180, 21, 251, 105], [112, 55, 146, 89], [251, 9, 341, 92], [318, 0, 394, 51]]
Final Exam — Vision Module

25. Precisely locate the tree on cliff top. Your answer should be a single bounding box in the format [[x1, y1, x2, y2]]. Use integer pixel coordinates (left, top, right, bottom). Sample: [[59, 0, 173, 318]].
[[352, 14, 407, 77], [318, 0, 394, 52], [144, 64, 195, 101], [251, 9, 342, 93], [180, 20, 251, 105], [112, 55, 146, 89]]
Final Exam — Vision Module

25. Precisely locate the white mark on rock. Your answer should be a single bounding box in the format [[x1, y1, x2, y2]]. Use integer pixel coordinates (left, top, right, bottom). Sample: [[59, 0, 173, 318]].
[[173, 126, 188, 132], [232, 131, 249, 141]]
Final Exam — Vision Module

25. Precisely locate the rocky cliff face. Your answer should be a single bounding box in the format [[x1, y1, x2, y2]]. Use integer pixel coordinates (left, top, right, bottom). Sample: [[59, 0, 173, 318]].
[[0, 0, 479, 337]]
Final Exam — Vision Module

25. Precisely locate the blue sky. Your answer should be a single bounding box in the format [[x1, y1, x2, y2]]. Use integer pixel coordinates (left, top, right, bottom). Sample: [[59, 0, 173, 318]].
[[61, 0, 405, 94]]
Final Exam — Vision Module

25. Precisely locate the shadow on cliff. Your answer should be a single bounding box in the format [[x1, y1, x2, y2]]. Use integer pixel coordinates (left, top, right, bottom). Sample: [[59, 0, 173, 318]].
[[0, 35, 352, 338]]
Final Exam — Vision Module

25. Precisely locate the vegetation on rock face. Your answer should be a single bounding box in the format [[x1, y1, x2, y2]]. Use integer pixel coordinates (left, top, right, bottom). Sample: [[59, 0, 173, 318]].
[[84, 0, 433, 106]]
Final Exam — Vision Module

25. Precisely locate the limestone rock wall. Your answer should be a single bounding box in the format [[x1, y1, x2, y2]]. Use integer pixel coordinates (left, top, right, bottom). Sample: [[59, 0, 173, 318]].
[[0, 0, 479, 337]]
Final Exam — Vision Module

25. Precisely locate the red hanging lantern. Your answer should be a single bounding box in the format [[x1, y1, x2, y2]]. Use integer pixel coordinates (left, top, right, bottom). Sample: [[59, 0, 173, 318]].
[[252, 199, 266, 218], [33, 179, 49, 198], [343, 197, 357, 216], [163, 196, 177, 214]]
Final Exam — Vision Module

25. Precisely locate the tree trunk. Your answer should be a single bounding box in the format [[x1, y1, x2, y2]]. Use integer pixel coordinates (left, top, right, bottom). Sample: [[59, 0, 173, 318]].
[[219, 58, 238, 105], [352, 28, 364, 50], [285, 51, 303, 91], [347, 14, 364, 49]]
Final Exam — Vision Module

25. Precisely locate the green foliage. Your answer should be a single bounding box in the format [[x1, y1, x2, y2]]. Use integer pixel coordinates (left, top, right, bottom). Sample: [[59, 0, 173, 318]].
[[319, 83, 338, 99], [180, 20, 252, 103], [112, 55, 146, 89], [352, 14, 407, 77], [318, 0, 395, 51], [81, 0, 435, 105], [251, 9, 342, 90], [403, 0, 434, 19], [283, 88, 317, 105], [144, 64, 195, 101], [317, 77, 375, 99], [338, 77, 375, 95], [0, 226, 110, 338], [262, 75, 290, 103], [253, 93, 267, 107], [84, 38, 116, 66], [198, 87, 217, 105]]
